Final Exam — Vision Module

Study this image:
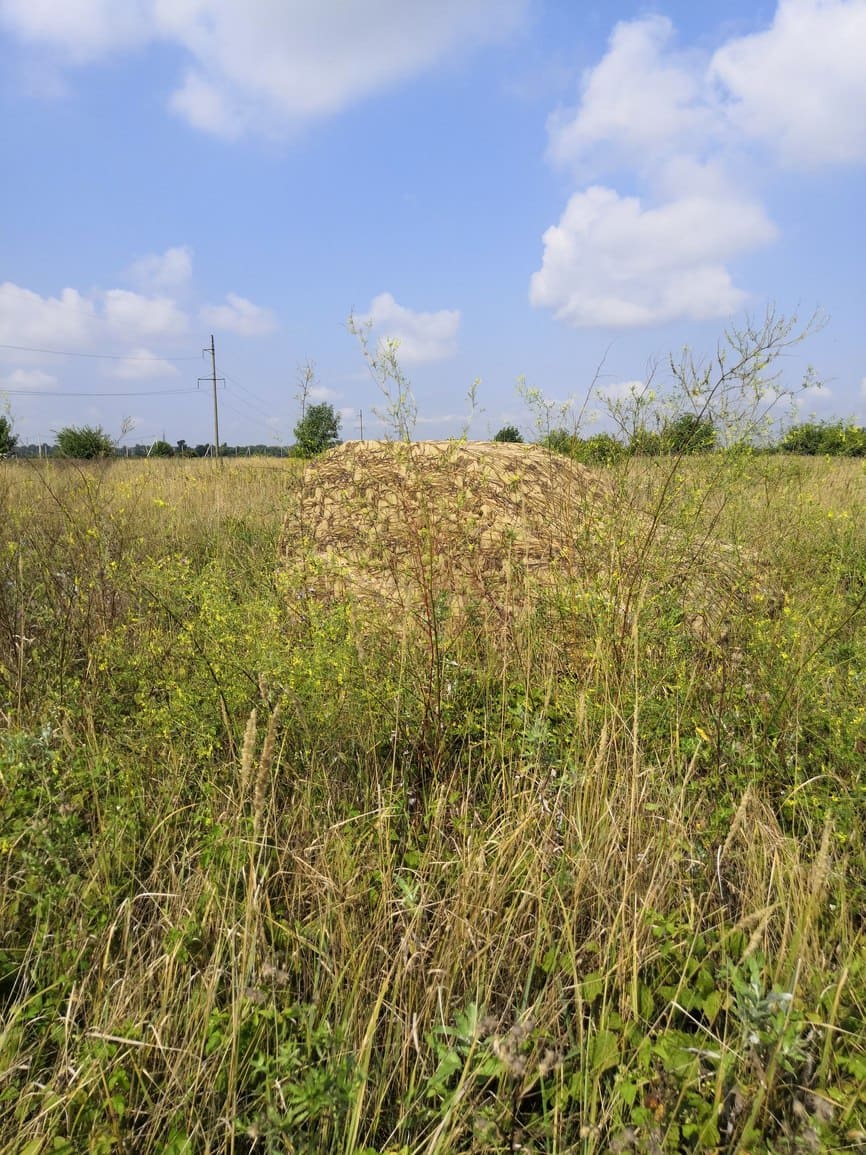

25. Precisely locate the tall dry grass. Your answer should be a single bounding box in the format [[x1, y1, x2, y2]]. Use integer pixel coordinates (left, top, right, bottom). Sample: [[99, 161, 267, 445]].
[[0, 452, 863, 1153]]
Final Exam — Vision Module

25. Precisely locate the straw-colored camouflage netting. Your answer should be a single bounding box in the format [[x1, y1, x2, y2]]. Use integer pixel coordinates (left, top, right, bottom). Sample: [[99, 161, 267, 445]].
[[279, 440, 611, 622]]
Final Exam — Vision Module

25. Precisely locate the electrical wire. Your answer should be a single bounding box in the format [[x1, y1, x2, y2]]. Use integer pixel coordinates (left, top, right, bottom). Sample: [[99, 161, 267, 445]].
[[0, 342, 201, 361], [0, 387, 201, 397]]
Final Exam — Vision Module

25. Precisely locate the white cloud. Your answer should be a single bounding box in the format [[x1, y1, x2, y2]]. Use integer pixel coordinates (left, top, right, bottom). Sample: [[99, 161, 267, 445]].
[[364, 292, 460, 364], [200, 293, 277, 336], [168, 70, 245, 139], [0, 280, 190, 350], [595, 380, 646, 404], [547, 16, 716, 173], [533, 1, 866, 330], [711, 0, 866, 166], [0, 0, 529, 136], [0, 368, 58, 390], [530, 185, 776, 327], [103, 289, 188, 337], [308, 385, 339, 403], [0, 282, 96, 347], [112, 348, 180, 380], [0, 0, 152, 61], [126, 245, 193, 292], [793, 382, 833, 408]]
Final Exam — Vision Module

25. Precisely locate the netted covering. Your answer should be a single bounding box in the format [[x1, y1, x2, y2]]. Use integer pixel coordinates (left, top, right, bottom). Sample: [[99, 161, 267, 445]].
[[279, 440, 612, 623]]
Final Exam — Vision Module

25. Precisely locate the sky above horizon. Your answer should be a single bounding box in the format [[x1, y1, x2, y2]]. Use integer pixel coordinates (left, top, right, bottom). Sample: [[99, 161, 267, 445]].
[[1, 0, 864, 448]]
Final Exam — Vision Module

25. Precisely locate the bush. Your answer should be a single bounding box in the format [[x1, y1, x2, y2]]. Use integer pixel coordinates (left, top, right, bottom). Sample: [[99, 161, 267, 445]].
[[0, 415, 18, 458], [661, 413, 717, 454], [574, 433, 626, 466], [493, 425, 523, 443], [780, 421, 866, 456], [55, 425, 115, 459], [294, 403, 342, 458], [628, 428, 662, 456], [148, 440, 174, 458], [541, 428, 578, 456]]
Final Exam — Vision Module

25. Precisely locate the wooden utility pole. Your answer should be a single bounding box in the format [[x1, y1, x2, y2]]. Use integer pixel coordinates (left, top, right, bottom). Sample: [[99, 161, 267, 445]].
[[209, 335, 221, 463]]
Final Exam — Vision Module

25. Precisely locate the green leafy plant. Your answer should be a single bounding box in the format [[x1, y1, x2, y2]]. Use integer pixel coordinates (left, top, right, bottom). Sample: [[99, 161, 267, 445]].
[[55, 424, 115, 458], [0, 414, 18, 457], [294, 402, 342, 457], [493, 425, 523, 443]]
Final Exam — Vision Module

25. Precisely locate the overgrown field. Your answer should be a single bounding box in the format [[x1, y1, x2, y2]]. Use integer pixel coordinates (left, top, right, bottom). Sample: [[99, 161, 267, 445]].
[[0, 451, 864, 1154]]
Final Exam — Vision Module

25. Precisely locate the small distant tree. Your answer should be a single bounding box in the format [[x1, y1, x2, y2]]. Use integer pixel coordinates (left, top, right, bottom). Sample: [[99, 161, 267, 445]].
[[294, 402, 341, 458], [0, 415, 18, 458], [149, 440, 174, 458], [493, 425, 523, 443], [661, 413, 717, 455], [541, 428, 578, 456], [56, 425, 115, 459]]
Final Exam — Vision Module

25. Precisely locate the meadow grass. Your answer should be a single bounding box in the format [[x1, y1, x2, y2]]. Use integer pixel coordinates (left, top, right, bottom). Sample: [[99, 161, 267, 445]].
[[0, 452, 863, 1154]]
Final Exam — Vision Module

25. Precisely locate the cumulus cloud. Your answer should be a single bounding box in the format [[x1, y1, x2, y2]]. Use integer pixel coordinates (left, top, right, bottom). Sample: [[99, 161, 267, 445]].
[[112, 348, 180, 380], [547, 16, 715, 174], [307, 385, 339, 403], [0, 280, 190, 348], [0, 282, 97, 347], [711, 0, 866, 166], [0, 0, 528, 136], [200, 293, 277, 336], [533, 1, 866, 329], [0, 0, 152, 61], [0, 368, 58, 390], [530, 185, 776, 327], [103, 289, 188, 337], [126, 245, 193, 292], [364, 292, 460, 364]]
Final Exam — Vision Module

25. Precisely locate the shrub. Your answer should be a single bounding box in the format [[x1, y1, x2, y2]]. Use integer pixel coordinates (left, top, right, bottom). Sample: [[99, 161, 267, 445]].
[[56, 424, 115, 459], [574, 433, 626, 466], [780, 420, 866, 456], [541, 428, 578, 455], [493, 425, 523, 443], [628, 428, 662, 456], [148, 440, 174, 458], [0, 415, 18, 458], [661, 413, 717, 454]]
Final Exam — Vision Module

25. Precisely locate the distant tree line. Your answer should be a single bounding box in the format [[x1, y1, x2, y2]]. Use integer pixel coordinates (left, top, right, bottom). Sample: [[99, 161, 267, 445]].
[[2, 410, 865, 461], [493, 417, 866, 463]]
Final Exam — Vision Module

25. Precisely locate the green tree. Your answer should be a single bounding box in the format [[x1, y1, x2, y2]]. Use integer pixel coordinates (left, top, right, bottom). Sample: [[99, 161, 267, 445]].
[[294, 402, 342, 458], [493, 425, 523, 443], [149, 440, 174, 458], [0, 415, 18, 458], [661, 413, 717, 455], [55, 425, 115, 459]]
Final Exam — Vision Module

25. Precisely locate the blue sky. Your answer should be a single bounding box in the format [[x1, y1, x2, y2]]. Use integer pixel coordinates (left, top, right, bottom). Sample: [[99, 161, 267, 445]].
[[1, 0, 864, 448]]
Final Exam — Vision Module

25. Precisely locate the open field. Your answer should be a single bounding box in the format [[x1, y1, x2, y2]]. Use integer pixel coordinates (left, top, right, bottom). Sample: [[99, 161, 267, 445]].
[[1, 451, 864, 1154]]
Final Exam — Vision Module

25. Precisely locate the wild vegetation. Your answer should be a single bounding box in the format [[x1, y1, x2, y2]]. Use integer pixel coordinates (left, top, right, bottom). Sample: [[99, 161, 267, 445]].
[[0, 438, 863, 1153]]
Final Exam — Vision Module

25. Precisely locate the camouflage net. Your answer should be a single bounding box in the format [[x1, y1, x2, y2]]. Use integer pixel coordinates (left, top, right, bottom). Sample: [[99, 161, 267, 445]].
[[279, 439, 778, 648], [279, 440, 611, 626]]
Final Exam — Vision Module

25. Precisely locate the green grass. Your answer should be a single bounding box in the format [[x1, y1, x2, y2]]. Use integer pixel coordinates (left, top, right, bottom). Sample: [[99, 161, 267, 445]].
[[0, 452, 864, 1154]]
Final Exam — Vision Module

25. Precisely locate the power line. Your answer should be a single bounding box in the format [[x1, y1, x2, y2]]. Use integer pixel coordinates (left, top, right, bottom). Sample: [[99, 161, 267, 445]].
[[0, 387, 201, 397], [0, 342, 201, 361]]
